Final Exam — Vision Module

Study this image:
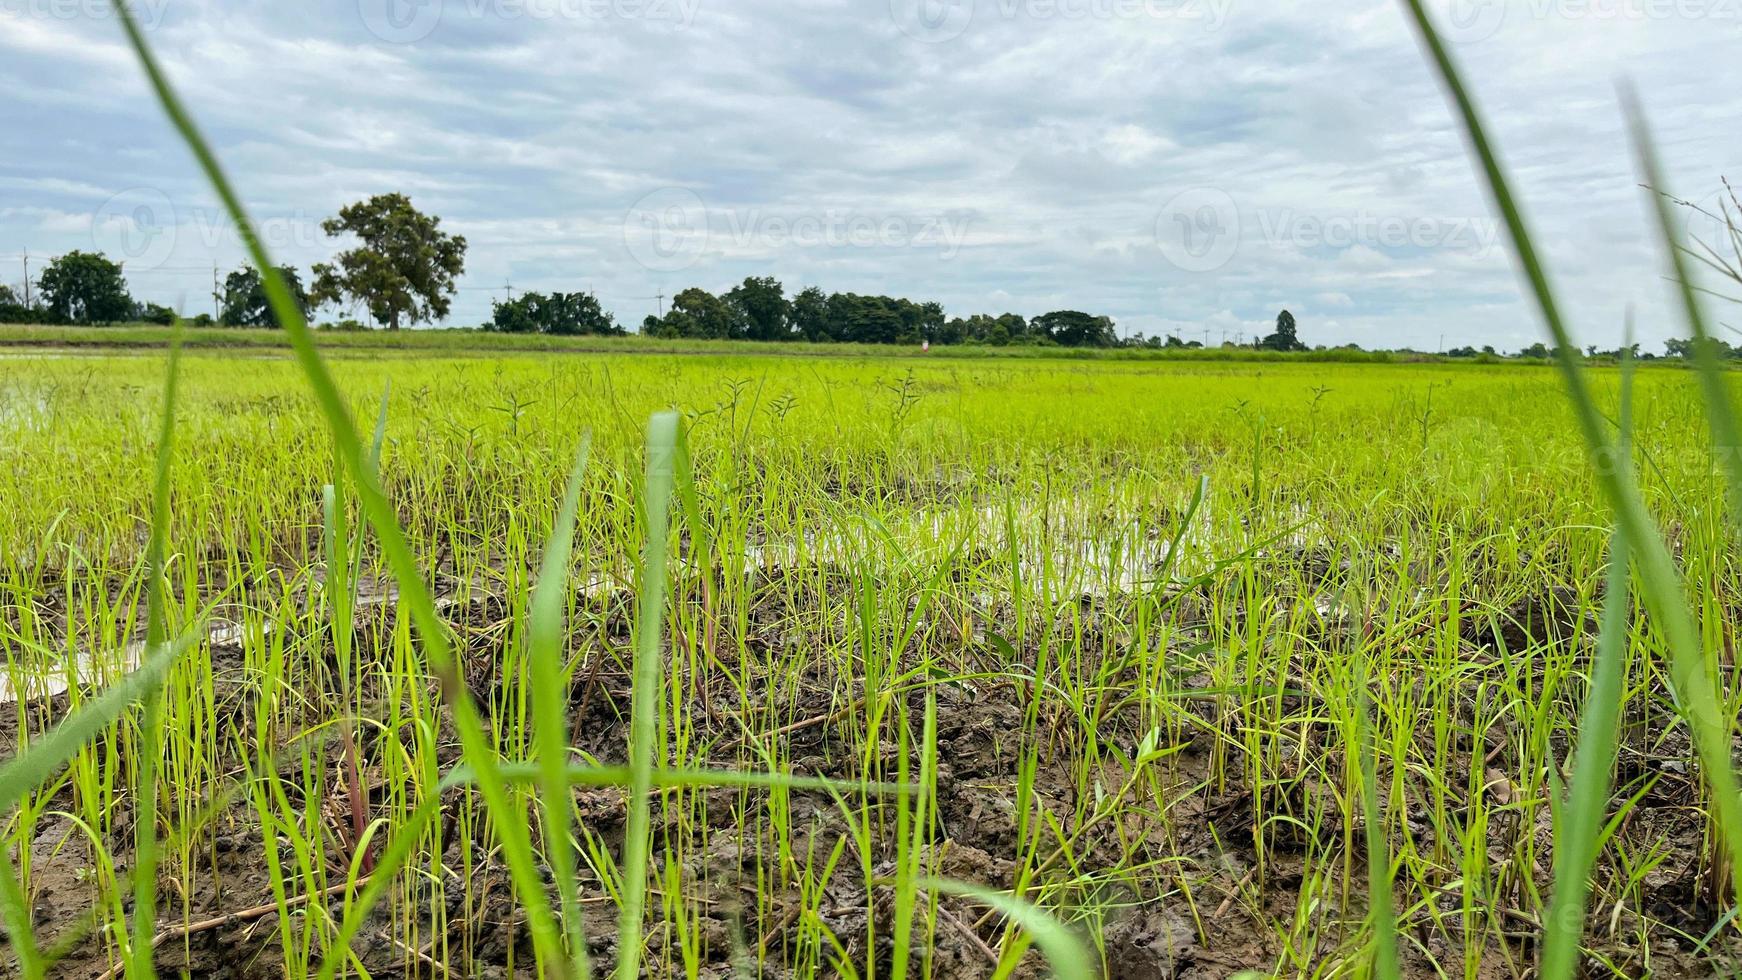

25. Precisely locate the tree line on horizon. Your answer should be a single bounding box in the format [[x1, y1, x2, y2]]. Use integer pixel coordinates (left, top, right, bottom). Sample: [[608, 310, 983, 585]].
[[630, 278, 1122, 348], [0, 193, 1728, 360]]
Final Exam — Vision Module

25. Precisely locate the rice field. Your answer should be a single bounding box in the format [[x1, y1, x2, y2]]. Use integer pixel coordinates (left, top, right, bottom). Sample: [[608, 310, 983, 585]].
[[4, 4, 1741, 979], [2, 350, 1740, 977]]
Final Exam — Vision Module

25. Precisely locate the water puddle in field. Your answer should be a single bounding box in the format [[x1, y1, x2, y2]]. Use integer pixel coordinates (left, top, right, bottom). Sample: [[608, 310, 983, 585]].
[[0, 350, 107, 360], [0, 495, 1327, 704], [0, 392, 50, 434], [0, 619, 265, 703], [0, 576, 627, 704], [731, 492, 1319, 596]]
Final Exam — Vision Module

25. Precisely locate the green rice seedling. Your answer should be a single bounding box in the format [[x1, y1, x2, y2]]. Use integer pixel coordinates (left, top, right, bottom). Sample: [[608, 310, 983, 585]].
[[616, 410, 677, 979], [530, 435, 594, 974], [1351, 649, 1399, 979], [127, 327, 182, 980], [1540, 352, 1638, 979]]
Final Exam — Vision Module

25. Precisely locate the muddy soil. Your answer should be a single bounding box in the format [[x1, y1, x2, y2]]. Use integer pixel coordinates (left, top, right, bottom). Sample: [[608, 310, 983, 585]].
[[2, 566, 1739, 978]]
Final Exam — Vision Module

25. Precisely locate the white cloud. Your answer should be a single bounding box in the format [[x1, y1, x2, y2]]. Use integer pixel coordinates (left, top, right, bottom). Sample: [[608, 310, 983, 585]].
[[0, 0, 1736, 352]]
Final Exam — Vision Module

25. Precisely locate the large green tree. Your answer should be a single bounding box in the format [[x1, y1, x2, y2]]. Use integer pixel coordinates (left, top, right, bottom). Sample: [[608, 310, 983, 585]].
[[943, 312, 1029, 346], [489, 291, 620, 335], [1032, 310, 1117, 347], [726, 276, 792, 341], [645, 287, 743, 339], [38, 251, 134, 324], [1259, 309, 1306, 352], [220, 265, 311, 327], [310, 194, 467, 329], [827, 292, 901, 344], [790, 286, 831, 341]]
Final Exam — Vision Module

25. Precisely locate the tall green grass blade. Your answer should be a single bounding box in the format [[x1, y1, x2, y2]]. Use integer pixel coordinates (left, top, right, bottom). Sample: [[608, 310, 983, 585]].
[[0, 844, 40, 979], [103, 4, 569, 971], [129, 327, 183, 980], [321, 484, 352, 691], [1398, 0, 1742, 902], [1356, 676, 1400, 979], [532, 435, 594, 976], [616, 410, 679, 980], [673, 422, 713, 571], [1542, 338, 1638, 980], [1541, 526, 1632, 979], [350, 383, 391, 605]]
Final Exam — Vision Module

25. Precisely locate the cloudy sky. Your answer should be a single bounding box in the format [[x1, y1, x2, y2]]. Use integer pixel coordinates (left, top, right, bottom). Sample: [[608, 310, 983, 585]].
[[1, 0, 1738, 350]]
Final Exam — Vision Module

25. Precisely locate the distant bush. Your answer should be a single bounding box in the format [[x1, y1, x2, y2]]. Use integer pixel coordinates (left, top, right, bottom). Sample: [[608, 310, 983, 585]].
[[0, 303, 63, 325], [489, 291, 621, 335]]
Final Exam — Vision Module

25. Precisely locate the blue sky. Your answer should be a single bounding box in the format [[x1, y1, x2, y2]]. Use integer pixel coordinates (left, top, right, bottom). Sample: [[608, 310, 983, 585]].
[[1, 0, 1738, 350]]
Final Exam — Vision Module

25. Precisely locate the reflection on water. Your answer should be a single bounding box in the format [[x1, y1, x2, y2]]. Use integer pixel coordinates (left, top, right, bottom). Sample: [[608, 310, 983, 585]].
[[0, 620, 258, 703], [732, 492, 1320, 597]]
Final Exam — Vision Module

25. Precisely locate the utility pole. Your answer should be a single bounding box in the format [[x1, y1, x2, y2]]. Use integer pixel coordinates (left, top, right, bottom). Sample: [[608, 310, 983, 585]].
[[503, 279, 514, 303], [213, 265, 220, 323], [21, 250, 29, 309]]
